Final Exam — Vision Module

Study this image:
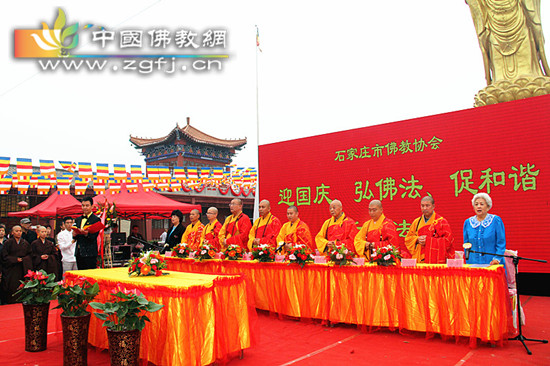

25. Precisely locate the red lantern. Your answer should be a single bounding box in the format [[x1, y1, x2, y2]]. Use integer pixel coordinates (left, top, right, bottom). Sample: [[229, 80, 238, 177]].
[[18, 201, 29, 208]]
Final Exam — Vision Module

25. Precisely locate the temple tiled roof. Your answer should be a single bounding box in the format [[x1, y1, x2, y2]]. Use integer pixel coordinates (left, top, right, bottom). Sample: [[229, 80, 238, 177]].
[[130, 119, 247, 149]]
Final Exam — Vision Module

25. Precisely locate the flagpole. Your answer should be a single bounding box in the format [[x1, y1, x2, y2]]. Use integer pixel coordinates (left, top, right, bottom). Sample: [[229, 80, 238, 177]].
[[253, 25, 260, 221]]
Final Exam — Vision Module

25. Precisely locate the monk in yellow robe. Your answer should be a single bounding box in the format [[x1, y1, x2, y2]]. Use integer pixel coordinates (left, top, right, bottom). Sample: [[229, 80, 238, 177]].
[[315, 200, 358, 254], [200, 207, 223, 250], [277, 205, 314, 252], [248, 200, 282, 251], [181, 209, 204, 250], [354, 200, 399, 260], [405, 196, 455, 264], [219, 198, 252, 251]]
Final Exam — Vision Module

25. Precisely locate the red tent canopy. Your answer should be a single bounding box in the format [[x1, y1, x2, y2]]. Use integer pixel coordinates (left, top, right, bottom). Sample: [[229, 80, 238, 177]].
[[56, 184, 201, 219], [8, 192, 81, 218]]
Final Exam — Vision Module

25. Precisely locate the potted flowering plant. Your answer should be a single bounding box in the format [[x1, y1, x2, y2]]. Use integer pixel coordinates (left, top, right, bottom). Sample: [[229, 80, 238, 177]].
[[15, 270, 57, 352], [52, 277, 100, 366], [128, 251, 167, 277], [371, 245, 402, 266], [223, 244, 243, 260], [195, 243, 217, 261], [328, 244, 355, 266], [172, 243, 191, 258], [90, 284, 163, 366], [251, 244, 275, 262], [287, 244, 314, 268]]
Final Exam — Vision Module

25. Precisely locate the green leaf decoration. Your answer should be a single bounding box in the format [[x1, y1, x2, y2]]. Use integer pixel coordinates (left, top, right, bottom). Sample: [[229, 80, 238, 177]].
[[61, 23, 79, 42], [89, 302, 105, 310], [54, 8, 66, 30], [147, 303, 164, 312]]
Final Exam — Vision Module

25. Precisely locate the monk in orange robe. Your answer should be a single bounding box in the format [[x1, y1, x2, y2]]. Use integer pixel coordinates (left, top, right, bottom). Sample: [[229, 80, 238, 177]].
[[219, 198, 252, 251], [200, 207, 223, 250], [405, 196, 455, 264], [354, 200, 399, 260], [277, 205, 314, 252], [248, 200, 282, 250], [315, 200, 358, 254], [181, 209, 204, 250]]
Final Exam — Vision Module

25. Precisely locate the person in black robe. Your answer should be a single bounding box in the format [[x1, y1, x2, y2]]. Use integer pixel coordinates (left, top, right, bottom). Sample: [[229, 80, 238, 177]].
[[45, 224, 63, 280], [20, 218, 37, 244], [0, 224, 6, 304], [165, 210, 185, 251], [0, 225, 32, 304], [31, 226, 59, 277]]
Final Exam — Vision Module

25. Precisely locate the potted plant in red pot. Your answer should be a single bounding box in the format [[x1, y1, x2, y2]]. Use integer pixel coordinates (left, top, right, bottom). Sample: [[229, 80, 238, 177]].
[[15, 270, 57, 352], [90, 284, 163, 366], [53, 277, 100, 366]]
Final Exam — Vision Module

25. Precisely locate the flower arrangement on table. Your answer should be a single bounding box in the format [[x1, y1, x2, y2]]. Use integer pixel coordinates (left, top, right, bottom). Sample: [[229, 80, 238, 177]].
[[251, 243, 275, 262], [172, 243, 192, 258], [371, 245, 402, 266], [90, 284, 163, 331], [195, 243, 217, 261], [328, 244, 355, 266], [287, 244, 314, 268], [223, 244, 243, 260], [128, 251, 167, 276], [15, 270, 57, 304], [53, 277, 100, 316]]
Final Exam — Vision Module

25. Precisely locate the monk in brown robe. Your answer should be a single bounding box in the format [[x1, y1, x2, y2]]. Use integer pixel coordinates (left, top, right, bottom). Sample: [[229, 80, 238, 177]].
[[0, 225, 32, 304], [31, 226, 59, 276]]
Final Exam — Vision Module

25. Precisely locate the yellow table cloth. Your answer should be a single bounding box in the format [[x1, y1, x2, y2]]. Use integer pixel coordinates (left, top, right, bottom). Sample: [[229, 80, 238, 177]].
[[164, 257, 513, 344], [65, 267, 253, 366], [328, 264, 512, 345]]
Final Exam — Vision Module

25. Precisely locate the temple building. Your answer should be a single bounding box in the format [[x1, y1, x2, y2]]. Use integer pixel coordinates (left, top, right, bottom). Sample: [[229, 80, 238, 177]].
[[129, 117, 247, 168]]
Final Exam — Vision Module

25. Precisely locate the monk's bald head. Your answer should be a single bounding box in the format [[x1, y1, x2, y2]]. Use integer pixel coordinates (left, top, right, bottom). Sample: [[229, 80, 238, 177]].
[[206, 207, 218, 222], [229, 198, 243, 215], [368, 200, 383, 221], [369, 200, 382, 208], [329, 199, 343, 218], [421, 196, 434, 205], [189, 209, 201, 222], [287, 205, 299, 222], [37, 226, 47, 239], [11, 225, 22, 239], [259, 200, 271, 217]]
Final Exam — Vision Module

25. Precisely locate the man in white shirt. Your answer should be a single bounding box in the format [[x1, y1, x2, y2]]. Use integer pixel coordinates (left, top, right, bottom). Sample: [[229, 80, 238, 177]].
[[57, 217, 77, 273]]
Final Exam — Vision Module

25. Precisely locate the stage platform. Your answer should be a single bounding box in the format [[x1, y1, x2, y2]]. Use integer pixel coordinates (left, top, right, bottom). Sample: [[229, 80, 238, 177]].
[[0, 295, 548, 365]]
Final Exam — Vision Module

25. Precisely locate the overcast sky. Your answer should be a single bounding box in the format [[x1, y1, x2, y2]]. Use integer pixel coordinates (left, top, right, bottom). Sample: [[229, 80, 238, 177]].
[[1, 1, 548, 168]]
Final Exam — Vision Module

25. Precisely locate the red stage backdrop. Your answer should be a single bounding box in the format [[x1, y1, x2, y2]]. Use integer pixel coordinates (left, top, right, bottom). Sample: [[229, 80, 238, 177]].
[[259, 95, 550, 273]]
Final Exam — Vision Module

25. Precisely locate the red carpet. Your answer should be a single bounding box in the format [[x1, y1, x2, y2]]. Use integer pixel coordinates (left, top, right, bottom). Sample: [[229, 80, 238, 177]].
[[0, 296, 548, 365]]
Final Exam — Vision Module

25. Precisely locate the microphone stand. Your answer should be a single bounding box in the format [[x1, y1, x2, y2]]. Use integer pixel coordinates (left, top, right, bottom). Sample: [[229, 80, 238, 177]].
[[467, 248, 548, 355], [129, 236, 165, 253]]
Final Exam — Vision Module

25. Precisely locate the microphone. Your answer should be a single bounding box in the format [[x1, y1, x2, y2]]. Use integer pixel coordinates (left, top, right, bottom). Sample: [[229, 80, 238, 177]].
[[275, 241, 286, 253], [463, 243, 472, 260]]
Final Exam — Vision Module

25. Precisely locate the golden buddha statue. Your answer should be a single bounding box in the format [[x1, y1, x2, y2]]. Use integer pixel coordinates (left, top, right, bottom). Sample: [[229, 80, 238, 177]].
[[466, 0, 550, 106]]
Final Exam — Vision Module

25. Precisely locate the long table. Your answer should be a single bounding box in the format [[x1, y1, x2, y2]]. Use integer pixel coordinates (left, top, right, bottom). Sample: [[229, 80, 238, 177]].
[[65, 267, 255, 366], [165, 257, 513, 345]]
